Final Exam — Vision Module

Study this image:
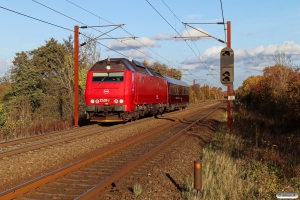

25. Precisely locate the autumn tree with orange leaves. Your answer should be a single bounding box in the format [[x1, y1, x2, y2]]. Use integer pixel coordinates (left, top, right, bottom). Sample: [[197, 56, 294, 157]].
[[236, 63, 300, 128]]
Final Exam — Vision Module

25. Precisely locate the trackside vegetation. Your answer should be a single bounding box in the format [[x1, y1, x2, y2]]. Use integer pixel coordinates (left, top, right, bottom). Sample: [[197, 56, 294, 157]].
[[182, 60, 300, 199], [0, 35, 100, 140], [182, 110, 300, 199], [0, 36, 221, 141]]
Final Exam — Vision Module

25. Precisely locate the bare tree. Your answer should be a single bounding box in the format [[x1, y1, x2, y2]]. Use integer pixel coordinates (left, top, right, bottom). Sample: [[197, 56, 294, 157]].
[[273, 52, 293, 67]]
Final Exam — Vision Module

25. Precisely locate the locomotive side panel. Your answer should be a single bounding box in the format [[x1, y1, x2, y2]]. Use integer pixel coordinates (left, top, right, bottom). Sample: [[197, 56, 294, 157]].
[[124, 70, 134, 111], [163, 76, 189, 111]]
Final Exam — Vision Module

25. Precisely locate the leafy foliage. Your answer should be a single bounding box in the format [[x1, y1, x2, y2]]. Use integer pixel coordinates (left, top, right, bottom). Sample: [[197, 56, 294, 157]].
[[189, 84, 222, 103], [0, 35, 100, 140], [149, 62, 182, 80], [236, 63, 300, 131]]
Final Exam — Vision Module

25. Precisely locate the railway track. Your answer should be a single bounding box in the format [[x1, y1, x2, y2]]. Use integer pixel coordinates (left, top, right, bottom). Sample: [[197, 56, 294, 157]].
[[0, 102, 222, 199], [0, 101, 215, 159]]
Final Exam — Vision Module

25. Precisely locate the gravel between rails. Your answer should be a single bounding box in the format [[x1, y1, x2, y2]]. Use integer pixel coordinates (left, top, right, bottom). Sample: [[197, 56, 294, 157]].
[[98, 106, 226, 200], [0, 102, 219, 192]]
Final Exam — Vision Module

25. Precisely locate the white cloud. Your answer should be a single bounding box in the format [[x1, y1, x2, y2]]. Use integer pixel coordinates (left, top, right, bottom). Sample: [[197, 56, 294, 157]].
[[150, 28, 211, 41], [182, 28, 211, 39], [124, 48, 151, 59], [180, 41, 300, 71], [106, 37, 158, 51], [122, 48, 157, 65], [151, 34, 174, 40], [181, 64, 199, 70], [247, 65, 267, 71], [203, 46, 223, 58]]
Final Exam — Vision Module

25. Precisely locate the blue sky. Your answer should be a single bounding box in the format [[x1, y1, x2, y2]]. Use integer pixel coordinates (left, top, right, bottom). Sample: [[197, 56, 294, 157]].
[[0, 0, 299, 90]]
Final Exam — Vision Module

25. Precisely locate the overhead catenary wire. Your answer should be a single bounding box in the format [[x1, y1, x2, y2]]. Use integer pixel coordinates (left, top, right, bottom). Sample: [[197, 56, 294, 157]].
[[146, 0, 217, 79], [66, 0, 185, 69], [64, 0, 182, 69], [0, 5, 130, 59], [219, 0, 227, 42], [161, 0, 216, 79], [0, 5, 73, 32], [32, 0, 163, 65], [66, 0, 114, 25], [150, 0, 220, 84], [1, 2, 184, 79], [1, 3, 211, 88], [161, 0, 230, 85], [2, 1, 185, 81], [2, 1, 218, 86], [183, 26, 220, 83]]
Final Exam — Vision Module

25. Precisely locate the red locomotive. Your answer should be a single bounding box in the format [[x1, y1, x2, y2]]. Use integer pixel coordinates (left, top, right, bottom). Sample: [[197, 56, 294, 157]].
[[85, 57, 189, 122]]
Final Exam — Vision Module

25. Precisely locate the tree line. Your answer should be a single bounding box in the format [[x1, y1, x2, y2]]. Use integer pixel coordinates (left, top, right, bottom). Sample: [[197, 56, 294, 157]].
[[143, 60, 222, 103], [236, 54, 300, 130], [0, 36, 221, 140], [0, 35, 100, 140]]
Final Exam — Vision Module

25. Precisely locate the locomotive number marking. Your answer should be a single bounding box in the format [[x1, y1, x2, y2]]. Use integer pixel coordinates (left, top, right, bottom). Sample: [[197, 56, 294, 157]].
[[99, 99, 109, 102]]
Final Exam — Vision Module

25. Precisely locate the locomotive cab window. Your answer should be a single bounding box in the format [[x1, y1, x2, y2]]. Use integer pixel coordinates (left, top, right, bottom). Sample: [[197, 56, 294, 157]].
[[92, 72, 124, 82]]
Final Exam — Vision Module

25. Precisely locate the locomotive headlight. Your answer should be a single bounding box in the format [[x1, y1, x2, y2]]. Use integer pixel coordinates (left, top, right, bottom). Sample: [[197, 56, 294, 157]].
[[119, 99, 124, 103], [90, 99, 95, 104], [95, 99, 100, 104], [114, 99, 118, 103]]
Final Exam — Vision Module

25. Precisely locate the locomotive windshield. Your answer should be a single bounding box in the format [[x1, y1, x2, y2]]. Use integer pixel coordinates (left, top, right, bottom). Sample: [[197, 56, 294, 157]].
[[92, 72, 124, 82]]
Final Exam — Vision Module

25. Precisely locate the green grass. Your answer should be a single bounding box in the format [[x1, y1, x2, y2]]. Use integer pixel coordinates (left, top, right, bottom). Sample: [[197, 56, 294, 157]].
[[133, 183, 142, 195]]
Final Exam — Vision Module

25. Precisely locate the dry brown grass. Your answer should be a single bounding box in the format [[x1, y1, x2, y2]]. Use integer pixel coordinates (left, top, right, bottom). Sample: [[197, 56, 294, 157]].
[[182, 109, 300, 200], [0, 118, 72, 141]]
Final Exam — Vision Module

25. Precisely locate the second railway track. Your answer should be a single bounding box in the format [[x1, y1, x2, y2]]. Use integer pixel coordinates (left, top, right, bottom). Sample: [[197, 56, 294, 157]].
[[0, 101, 215, 159], [0, 102, 222, 199]]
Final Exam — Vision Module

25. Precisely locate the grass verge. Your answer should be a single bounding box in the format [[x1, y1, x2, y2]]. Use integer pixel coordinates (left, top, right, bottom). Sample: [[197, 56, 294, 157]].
[[182, 110, 300, 200]]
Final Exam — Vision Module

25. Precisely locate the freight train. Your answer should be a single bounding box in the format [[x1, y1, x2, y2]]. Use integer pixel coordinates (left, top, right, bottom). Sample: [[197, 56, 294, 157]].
[[84, 57, 189, 122]]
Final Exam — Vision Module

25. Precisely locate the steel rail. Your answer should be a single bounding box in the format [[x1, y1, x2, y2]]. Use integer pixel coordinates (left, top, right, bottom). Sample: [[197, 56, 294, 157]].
[[0, 124, 99, 148], [0, 100, 212, 149], [76, 105, 221, 199], [0, 120, 179, 199], [0, 102, 221, 199], [0, 101, 217, 159], [0, 125, 112, 159]]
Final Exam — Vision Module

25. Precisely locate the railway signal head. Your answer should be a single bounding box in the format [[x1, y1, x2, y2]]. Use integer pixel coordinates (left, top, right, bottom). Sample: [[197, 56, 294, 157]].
[[220, 47, 234, 85]]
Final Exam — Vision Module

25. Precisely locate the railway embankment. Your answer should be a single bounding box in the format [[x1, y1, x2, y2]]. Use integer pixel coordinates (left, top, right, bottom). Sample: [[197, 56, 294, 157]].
[[182, 105, 300, 199]]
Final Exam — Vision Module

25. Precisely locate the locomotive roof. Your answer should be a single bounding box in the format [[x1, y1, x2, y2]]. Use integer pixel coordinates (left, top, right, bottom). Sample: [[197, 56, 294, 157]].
[[90, 58, 189, 87], [163, 75, 189, 87], [90, 58, 165, 78]]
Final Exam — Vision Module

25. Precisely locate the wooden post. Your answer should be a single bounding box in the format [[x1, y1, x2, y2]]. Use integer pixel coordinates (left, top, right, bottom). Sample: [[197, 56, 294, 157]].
[[194, 160, 202, 192]]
